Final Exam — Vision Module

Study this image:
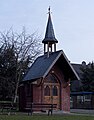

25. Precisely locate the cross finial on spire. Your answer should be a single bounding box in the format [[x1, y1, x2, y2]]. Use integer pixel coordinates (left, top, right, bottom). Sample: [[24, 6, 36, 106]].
[[48, 6, 50, 13], [48, 6, 51, 14]]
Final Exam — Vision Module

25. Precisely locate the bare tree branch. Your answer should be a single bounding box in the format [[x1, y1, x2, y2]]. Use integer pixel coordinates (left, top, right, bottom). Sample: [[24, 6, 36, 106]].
[[0, 28, 42, 102]]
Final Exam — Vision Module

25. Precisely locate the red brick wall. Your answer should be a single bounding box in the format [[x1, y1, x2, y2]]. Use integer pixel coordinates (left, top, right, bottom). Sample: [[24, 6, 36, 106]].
[[62, 83, 70, 112], [49, 65, 70, 112], [19, 64, 70, 112], [33, 85, 42, 103]]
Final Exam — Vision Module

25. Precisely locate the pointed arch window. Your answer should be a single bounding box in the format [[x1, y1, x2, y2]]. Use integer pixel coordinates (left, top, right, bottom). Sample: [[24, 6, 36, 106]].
[[44, 85, 50, 96], [52, 86, 58, 96]]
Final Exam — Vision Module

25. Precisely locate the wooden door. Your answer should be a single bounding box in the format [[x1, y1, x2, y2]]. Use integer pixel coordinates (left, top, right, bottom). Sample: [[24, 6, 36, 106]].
[[44, 74, 60, 109]]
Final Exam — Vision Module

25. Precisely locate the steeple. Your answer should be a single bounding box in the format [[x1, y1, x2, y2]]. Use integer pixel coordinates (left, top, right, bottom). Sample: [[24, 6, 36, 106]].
[[42, 7, 58, 56]]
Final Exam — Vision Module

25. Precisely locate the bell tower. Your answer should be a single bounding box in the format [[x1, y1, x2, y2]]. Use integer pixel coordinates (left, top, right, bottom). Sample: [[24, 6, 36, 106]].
[[42, 7, 58, 57]]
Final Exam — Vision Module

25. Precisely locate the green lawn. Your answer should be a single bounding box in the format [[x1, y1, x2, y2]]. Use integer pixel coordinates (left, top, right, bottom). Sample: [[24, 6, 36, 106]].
[[0, 114, 93, 120]]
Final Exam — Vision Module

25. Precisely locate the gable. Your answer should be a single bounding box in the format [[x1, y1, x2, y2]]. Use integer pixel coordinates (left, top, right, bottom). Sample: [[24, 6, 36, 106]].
[[23, 50, 79, 82], [23, 50, 61, 81]]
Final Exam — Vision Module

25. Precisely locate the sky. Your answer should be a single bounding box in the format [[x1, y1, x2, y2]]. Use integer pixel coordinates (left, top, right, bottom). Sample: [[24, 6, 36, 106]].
[[0, 0, 94, 64]]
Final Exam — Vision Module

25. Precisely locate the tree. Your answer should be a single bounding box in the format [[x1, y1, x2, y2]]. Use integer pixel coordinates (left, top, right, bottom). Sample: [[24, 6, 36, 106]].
[[81, 62, 94, 92], [0, 28, 42, 102], [0, 45, 17, 100]]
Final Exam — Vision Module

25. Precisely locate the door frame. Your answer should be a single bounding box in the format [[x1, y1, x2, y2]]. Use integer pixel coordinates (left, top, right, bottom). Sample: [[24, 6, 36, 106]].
[[43, 73, 61, 109]]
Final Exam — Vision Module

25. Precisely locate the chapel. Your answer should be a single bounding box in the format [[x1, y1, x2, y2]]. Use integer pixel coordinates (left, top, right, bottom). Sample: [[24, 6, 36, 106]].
[[19, 7, 79, 112]]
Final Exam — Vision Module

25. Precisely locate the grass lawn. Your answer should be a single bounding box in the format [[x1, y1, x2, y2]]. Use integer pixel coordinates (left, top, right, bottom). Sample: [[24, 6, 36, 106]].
[[0, 114, 93, 120]]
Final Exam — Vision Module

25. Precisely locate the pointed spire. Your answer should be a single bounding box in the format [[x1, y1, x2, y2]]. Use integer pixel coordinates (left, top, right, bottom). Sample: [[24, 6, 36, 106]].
[[42, 7, 58, 43]]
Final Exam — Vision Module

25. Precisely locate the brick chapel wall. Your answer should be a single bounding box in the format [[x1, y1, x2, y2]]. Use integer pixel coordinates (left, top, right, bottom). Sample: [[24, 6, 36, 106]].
[[50, 64, 70, 112], [62, 82, 70, 112], [33, 85, 42, 103]]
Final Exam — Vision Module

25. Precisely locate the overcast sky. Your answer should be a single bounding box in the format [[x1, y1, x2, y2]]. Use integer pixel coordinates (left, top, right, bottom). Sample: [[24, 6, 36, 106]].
[[0, 0, 94, 64]]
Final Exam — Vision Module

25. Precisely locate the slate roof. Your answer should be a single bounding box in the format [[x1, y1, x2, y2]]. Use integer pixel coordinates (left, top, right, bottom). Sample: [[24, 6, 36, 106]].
[[42, 10, 58, 43], [23, 50, 80, 82], [72, 63, 83, 79], [70, 63, 84, 92]]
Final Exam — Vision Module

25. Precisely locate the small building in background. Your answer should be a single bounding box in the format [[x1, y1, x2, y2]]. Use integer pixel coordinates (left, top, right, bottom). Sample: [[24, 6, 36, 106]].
[[71, 62, 94, 109]]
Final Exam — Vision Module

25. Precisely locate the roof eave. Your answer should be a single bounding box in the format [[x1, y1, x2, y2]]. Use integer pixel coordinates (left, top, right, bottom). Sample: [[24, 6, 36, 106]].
[[61, 51, 80, 80]]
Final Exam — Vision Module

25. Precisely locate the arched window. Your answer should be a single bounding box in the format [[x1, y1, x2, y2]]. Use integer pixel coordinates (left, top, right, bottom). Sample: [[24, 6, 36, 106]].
[[52, 86, 58, 96], [44, 85, 50, 96]]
